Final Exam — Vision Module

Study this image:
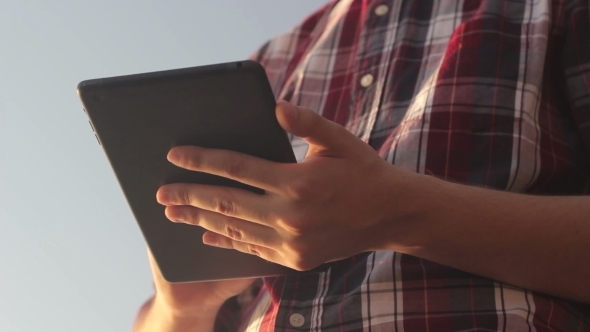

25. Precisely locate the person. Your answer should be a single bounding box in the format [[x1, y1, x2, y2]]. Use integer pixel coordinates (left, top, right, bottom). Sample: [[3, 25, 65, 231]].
[[133, 0, 590, 331]]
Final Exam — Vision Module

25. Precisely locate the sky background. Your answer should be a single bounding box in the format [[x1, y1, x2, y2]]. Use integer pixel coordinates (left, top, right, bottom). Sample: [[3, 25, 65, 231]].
[[0, 1, 325, 331]]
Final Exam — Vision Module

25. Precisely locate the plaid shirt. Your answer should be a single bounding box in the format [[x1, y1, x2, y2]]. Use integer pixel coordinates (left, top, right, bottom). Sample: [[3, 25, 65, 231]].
[[216, 0, 590, 331]]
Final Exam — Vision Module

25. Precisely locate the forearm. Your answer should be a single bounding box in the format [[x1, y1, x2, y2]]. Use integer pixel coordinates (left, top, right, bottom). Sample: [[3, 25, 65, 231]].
[[381, 173, 590, 303], [133, 295, 222, 332]]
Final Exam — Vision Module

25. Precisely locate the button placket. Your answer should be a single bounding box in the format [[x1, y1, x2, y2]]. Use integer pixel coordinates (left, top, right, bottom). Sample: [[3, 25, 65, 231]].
[[359, 1, 402, 143]]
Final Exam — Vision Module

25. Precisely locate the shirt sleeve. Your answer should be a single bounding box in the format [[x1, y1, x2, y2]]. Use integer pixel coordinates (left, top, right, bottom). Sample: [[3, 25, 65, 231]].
[[563, 1, 590, 153], [213, 296, 242, 332], [247, 1, 336, 99], [213, 279, 264, 332]]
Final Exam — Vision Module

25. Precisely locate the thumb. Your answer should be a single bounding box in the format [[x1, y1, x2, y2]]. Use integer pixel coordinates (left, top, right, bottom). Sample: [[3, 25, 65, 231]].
[[275, 101, 353, 151]]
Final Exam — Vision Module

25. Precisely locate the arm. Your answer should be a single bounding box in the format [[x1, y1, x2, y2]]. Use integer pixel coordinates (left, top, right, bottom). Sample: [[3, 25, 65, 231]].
[[157, 102, 590, 305], [132, 250, 255, 332], [133, 295, 222, 332], [377, 172, 590, 303], [399, 0, 590, 300]]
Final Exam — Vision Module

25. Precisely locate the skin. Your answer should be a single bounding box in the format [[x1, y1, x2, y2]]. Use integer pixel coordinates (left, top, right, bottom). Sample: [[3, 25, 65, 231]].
[[132, 250, 255, 332], [136, 100, 590, 331], [157, 101, 590, 303]]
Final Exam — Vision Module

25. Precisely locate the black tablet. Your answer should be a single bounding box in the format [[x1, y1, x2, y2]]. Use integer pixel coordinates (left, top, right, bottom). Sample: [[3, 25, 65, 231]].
[[77, 60, 296, 282]]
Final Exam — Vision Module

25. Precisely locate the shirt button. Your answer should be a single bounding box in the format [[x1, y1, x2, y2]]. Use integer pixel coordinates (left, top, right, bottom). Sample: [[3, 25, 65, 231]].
[[289, 313, 305, 327], [374, 4, 390, 16], [360, 74, 374, 88]]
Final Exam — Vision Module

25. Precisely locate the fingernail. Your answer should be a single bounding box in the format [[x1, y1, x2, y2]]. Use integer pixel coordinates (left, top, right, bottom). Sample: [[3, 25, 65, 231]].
[[165, 208, 182, 222], [167, 149, 181, 163], [203, 234, 218, 247], [170, 215, 183, 223], [157, 191, 170, 204]]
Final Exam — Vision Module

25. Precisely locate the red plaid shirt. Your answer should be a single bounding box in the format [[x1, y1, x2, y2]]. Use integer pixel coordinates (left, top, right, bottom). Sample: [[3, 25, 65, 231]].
[[217, 0, 590, 330]]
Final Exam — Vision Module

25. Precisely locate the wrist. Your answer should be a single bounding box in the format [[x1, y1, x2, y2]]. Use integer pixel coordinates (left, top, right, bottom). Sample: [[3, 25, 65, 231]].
[[375, 169, 447, 253], [134, 295, 223, 332], [153, 293, 223, 328]]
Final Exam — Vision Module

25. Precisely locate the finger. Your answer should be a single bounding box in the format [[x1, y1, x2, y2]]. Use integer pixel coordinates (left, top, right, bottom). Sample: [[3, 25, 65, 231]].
[[203, 232, 281, 263], [165, 205, 280, 249], [167, 146, 291, 194], [147, 248, 163, 281], [146, 248, 173, 290], [275, 101, 356, 153], [157, 183, 277, 226]]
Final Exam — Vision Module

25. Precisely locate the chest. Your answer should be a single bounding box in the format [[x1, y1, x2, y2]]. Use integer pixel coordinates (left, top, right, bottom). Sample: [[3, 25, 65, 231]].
[[274, 0, 586, 193]]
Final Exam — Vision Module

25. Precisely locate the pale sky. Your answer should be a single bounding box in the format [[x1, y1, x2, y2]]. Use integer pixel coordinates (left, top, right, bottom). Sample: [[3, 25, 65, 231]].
[[0, 1, 325, 331]]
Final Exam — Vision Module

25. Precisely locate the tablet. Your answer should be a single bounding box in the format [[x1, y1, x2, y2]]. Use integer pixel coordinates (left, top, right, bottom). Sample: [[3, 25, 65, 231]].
[[77, 60, 296, 282]]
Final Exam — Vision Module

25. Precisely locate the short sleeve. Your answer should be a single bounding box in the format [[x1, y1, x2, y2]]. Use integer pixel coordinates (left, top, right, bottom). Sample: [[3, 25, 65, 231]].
[[246, 1, 336, 99]]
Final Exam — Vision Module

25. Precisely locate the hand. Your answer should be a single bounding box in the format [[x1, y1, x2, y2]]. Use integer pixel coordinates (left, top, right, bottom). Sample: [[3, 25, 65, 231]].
[[147, 249, 256, 317], [157, 101, 409, 271]]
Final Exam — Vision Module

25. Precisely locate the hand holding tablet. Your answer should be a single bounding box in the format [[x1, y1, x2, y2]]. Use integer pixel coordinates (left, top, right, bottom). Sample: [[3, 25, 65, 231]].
[[78, 61, 297, 282]]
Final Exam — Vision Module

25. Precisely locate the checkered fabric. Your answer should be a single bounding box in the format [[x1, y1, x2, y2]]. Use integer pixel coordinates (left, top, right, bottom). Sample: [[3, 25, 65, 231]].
[[216, 0, 590, 331]]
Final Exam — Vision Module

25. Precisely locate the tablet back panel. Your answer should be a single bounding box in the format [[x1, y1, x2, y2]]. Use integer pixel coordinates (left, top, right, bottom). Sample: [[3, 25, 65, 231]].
[[78, 61, 296, 282]]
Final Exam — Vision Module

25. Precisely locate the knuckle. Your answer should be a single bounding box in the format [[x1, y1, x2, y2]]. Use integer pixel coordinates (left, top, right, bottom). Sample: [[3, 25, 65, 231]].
[[224, 224, 243, 241], [214, 196, 235, 215], [247, 245, 261, 257]]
